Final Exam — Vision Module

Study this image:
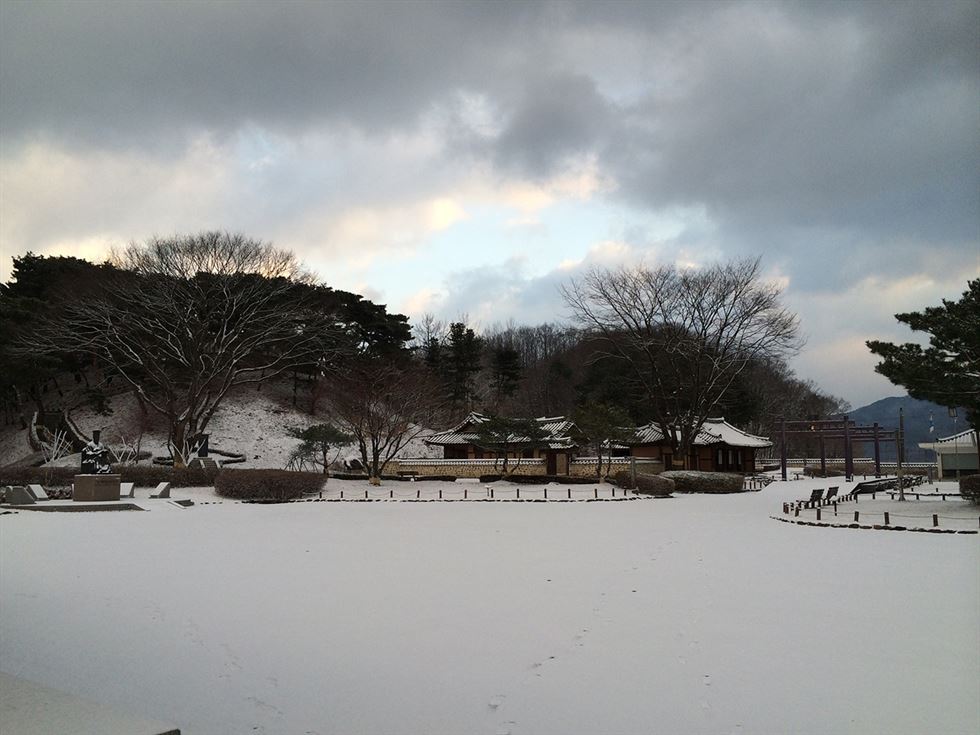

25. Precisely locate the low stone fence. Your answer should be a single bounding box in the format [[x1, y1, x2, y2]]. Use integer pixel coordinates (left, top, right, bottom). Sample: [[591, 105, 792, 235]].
[[392, 458, 544, 478], [569, 457, 664, 477], [390, 457, 664, 479]]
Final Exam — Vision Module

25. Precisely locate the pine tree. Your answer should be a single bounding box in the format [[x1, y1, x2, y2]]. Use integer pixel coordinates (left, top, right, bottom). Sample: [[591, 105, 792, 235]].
[[488, 346, 521, 410], [867, 279, 979, 432]]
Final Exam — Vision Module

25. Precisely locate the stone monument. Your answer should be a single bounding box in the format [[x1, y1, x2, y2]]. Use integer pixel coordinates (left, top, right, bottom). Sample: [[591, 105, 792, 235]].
[[80, 430, 112, 474], [75, 430, 120, 501]]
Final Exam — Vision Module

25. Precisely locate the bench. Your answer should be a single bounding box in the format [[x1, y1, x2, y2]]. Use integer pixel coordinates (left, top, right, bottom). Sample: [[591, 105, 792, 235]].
[[149, 482, 171, 499], [826, 486, 839, 501], [120, 482, 135, 498], [796, 488, 824, 509]]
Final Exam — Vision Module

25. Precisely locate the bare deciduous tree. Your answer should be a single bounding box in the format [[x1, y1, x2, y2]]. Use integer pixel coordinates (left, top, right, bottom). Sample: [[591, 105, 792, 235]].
[[30, 232, 341, 466], [561, 257, 801, 469], [328, 361, 448, 481]]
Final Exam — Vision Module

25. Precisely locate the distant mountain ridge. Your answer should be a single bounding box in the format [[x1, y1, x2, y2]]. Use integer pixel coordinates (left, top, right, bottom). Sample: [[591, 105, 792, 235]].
[[846, 395, 966, 462]]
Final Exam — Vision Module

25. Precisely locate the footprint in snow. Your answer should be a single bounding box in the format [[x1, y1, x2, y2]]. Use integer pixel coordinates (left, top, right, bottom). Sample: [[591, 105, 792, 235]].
[[703, 674, 711, 686], [488, 694, 505, 710], [496, 721, 517, 735]]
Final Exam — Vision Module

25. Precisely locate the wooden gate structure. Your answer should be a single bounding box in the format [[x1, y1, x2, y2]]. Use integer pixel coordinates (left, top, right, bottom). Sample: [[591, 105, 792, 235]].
[[779, 416, 901, 481]]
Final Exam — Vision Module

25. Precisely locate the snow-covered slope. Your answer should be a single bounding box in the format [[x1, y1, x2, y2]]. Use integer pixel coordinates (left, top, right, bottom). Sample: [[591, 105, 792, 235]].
[[0, 383, 442, 469]]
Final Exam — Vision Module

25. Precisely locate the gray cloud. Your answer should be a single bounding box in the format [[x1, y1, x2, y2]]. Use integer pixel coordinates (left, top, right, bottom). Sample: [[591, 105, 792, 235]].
[[0, 1, 543, 148]]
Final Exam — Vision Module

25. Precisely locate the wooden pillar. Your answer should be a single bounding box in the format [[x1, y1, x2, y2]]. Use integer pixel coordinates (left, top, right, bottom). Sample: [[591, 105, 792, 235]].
[[819, 431, 826, 476], [873, 422, 881, 478], [897, 408, 906, 502], [843, 416, 852, 481], [780, 417, 787, 481]]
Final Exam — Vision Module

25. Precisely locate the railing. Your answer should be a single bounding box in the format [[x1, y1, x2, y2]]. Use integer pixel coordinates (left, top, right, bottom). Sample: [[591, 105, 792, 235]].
[[785, 458, 936, 469], [570, 457, 663, 466], [780, 489, 979, 532], [397, 458, 545, 467], [317, 484, 642, 502]]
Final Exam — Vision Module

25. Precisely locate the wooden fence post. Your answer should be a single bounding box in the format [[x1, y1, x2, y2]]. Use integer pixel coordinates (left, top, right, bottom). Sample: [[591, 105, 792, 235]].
[[854, 511, 859, 522], [884, 512, 890, 525], [933, 514, 938, 527]]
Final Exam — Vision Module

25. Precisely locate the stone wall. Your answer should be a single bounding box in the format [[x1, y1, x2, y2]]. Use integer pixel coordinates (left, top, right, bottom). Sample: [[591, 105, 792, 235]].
[[391, 457, 664, 479], [569, 458, 664, 477], [393, 459, 547, 478]]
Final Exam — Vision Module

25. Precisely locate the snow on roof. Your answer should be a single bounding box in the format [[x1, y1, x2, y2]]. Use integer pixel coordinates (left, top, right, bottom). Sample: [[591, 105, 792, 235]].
[[700, 418, 772, 448], [918, 428, 978, 453], [425, 412, 580, 450], [630, 418, 772, 448]]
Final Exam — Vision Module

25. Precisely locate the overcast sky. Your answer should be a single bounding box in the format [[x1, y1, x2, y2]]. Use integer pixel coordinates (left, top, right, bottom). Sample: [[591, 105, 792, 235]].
[[1, 0, 977, 408]]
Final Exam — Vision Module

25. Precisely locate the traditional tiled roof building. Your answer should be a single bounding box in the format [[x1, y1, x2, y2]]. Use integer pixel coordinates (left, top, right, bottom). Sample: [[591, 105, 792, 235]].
[[918, 429, 979, 478], [622, 418, 771, 472], [425, 412, 582, 474]]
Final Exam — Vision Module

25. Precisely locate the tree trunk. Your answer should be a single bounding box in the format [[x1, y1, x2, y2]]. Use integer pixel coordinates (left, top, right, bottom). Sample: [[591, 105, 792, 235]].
[[358, 438, 370, 477], [171, 422, 188, 469]]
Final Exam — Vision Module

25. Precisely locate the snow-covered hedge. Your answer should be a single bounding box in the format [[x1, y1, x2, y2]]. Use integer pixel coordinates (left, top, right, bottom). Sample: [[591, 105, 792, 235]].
[[635, 474, 674, 496], [215, 469, 325, 500], [0, 464, 218, 489], [611, 471, 673, 496], [961, 475, 980, 505], [660, 470, 744, 494]]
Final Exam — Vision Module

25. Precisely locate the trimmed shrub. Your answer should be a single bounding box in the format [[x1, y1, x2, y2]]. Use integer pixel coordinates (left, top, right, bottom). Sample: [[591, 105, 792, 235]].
[[215, 469, 325, 500], [634, 474, 674, 496], [480, 474, 503, 483], [960, 475, 980, 505], [660, 470, 745, 494], [0, 464, 218, 489], [612, 470, 635, 490]]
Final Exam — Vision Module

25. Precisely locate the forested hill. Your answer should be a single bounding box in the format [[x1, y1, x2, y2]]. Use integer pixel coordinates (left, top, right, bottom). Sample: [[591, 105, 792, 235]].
[[847, 395, 966, 462]]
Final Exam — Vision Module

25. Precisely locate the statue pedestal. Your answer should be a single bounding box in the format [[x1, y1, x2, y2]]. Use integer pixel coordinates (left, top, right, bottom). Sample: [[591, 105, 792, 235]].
[[73, 474, 121, 502]]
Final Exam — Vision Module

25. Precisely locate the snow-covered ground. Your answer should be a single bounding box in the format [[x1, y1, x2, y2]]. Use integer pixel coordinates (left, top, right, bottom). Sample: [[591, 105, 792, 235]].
[[1, 479, 977, 735]]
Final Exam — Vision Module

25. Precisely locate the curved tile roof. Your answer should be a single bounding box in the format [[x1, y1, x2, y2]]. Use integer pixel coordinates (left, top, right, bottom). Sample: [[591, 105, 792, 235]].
[[425, 412, 580, 450], [630, 418, 771, 448]]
